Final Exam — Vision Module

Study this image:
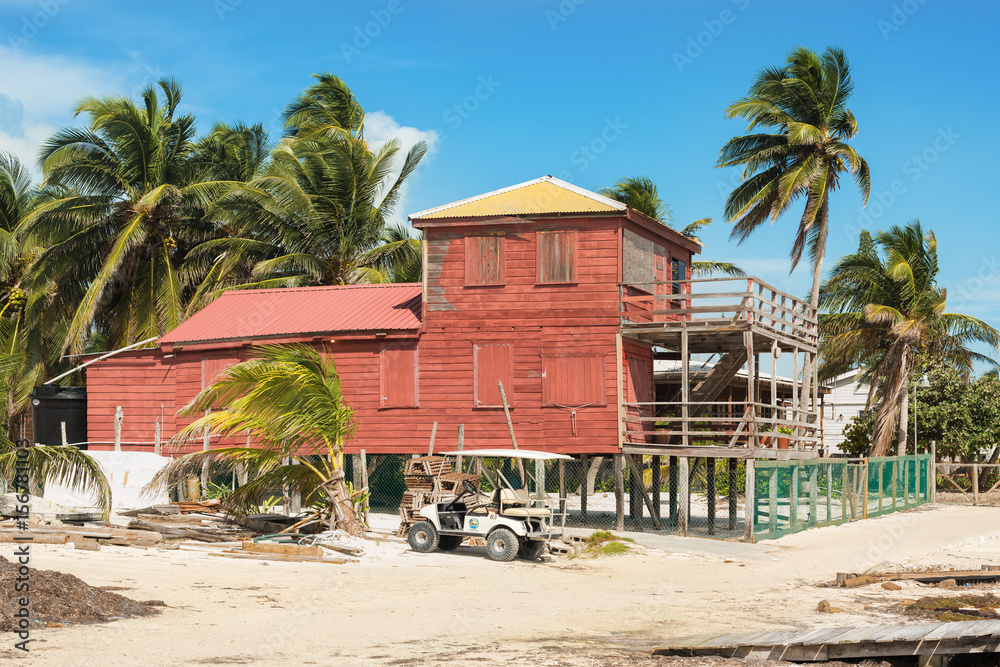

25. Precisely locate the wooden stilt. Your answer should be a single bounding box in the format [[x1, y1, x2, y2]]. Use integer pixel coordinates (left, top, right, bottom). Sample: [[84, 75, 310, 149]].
[[580, 454, 588, 521], [628, 454, 641, 525], [651, 455, 661, 524], [744, 458, 755, 542], [669, 455, 678, 526], [707, 457, 716, 535], [614, 453, 625, 532], [678, 456, 689, 536], [728, 457, 738, 530], [625, 454, 662, 530], [359, 449, 369, 523]]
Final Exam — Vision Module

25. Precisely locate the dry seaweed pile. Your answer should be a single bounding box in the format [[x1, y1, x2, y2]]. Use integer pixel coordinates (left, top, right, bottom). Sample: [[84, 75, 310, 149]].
[[897, 593, 1000, 622], [0, 556, 164, 631]]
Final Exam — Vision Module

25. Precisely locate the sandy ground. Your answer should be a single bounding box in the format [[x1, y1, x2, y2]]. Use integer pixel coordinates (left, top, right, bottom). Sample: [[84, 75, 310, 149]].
[[1, 503, 998, 666]]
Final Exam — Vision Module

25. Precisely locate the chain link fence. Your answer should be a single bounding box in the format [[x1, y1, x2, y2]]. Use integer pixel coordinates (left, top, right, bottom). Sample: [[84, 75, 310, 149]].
[[348, 453, 748, 539], [753, 454, 931, 540]]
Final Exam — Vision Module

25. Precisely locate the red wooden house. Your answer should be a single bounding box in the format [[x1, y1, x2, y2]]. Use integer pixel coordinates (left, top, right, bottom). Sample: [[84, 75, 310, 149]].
[[85, 176, 701, 456]]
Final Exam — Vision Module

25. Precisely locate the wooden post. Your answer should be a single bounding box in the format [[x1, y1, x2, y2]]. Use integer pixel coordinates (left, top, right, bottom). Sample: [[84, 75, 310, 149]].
[[60, 421, 68, 446], [580, 454, 588, 521], [359, 448, 369, 522], [768, 464, 778, 536], [743, 458, 755, 542], [669, 455, 678, 526], [201, 409, 210, 501], [625, 454, 662, 530], [808, 462, 817, 524], [614, 453, 625, 532], [628, 454, 640, 525], [114, 405, 123, 452], [842, 463, 849, 520], [707, 457, 716, 535], [904, 458, 910, 508], [456, 424, 464, 472], [651, 454, 661, 524], [788, 461, 801, 533], [930, 440, 937, 502], [154, 420, 161, 456], [826, 463, 832, 522], [770, 343, 779, 444], [973, 464, 980, 506], [728, 457, 738, 530], [558, 458, 566, 523], [678, 456, 689, 536], [427, 421, 438, 456]]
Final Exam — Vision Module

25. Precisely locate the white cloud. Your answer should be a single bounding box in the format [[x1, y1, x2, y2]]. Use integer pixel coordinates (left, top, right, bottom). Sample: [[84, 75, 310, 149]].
[[364, 110, 439, 226], [0, 46, 157, 176]]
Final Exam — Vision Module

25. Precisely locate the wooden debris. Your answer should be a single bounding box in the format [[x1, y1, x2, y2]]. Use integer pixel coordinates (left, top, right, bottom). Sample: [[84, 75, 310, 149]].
[[242, 541, 322, 558], [173, 498, 222, 514], [837, 567, 1000, 587], [211, 550, 351, 564], [397, 457, 480, 536]]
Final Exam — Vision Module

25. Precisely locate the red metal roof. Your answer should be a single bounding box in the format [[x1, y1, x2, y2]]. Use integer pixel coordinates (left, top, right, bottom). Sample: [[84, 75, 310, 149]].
[[160, 284, 422, 345]]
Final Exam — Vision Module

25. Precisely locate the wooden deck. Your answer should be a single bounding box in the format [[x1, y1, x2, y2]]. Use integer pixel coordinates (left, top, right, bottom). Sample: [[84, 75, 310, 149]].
[[652, 620, 1000, 662]]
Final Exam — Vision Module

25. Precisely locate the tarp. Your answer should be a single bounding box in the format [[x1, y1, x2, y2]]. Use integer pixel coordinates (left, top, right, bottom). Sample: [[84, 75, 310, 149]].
[[42, 450, 170, 510]]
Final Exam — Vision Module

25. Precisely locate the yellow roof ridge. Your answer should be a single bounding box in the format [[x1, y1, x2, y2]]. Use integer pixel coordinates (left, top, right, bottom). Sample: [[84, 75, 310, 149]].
[[409, 175, 628, 220]]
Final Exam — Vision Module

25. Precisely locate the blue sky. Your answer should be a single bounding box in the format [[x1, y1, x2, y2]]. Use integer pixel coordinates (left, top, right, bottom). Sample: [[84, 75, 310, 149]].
[[1, 0, 997, 366]]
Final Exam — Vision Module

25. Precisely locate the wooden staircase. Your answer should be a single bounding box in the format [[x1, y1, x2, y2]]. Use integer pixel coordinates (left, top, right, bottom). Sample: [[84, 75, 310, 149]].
[[688, 349, 747, 418]]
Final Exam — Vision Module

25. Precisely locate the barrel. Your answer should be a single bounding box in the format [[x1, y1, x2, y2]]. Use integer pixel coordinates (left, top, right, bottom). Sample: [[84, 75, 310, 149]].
[[29, 385, 87, 448]]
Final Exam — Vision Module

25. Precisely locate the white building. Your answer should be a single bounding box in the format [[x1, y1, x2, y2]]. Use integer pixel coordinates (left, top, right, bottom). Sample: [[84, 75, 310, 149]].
[[823, 370, 870, 453]]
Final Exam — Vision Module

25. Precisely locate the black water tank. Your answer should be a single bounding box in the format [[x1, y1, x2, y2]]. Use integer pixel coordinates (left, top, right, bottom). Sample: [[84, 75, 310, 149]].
[[30, 386, 87, 448]]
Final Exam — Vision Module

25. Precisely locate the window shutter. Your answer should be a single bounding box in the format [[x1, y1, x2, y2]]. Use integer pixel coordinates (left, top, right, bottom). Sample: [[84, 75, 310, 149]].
[[473, 343, 513, 408], [380, 345, 418, 408]]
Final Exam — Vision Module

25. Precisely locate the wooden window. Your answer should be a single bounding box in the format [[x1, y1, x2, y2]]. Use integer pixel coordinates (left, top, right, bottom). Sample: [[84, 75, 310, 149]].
[[671, 257, 687, 295], [537, 230, 575, 283], [473, 343, 513, 408], [465, 234, 503, 285], [380, 344, 418, 408], [542, 354, 606, 406]]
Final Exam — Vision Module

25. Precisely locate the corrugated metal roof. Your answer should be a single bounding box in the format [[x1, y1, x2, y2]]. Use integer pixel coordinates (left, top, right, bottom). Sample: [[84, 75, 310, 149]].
[[409, 175, 627, 220], [160, 284, 422, 345]]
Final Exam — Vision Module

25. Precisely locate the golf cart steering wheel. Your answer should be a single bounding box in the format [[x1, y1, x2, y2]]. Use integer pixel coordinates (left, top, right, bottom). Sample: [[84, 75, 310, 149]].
[[445, 479, 478, 512]]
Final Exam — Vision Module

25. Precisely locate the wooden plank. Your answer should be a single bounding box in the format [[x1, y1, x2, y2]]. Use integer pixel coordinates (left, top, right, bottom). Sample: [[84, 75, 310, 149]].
[[242, 541, 323, 557], [213, 551, 349, 564]]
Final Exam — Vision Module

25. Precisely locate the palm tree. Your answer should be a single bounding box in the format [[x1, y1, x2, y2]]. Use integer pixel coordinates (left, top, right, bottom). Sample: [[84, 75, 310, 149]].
[[149, 344, 366, 537], [191, 73, 428, 295], [600, 176, 745, 277], [818, 222, 999, 456], [21, 78, 226, 355], [718, 46, 871, 412]]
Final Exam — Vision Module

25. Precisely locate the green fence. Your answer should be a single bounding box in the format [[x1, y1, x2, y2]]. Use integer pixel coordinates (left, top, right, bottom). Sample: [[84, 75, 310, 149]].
[[753, 454, 931, 540]]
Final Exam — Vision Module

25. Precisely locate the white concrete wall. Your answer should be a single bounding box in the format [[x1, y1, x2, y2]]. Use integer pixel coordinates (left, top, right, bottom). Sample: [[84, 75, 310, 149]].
[[43, 450, 170, 510]]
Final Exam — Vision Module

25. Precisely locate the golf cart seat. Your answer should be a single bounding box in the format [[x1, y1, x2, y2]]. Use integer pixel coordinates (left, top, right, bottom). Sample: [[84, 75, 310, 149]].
[[499, 488, 531, 506], [501, 507, 551, 518]]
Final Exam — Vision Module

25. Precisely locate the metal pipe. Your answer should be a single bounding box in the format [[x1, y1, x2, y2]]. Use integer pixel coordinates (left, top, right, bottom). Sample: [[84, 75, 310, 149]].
[[44, 337, 159, 385]]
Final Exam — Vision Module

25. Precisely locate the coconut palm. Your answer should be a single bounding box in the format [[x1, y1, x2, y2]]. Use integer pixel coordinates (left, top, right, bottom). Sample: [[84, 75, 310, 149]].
[[21, 78, 227, 355], [149, 344, 365, 537], [818, 222, 999, 456], [187, 73, 427, 295], [600, 176, 745, 277], [718, 47, 870, 299], [718, 46, 870, 421]]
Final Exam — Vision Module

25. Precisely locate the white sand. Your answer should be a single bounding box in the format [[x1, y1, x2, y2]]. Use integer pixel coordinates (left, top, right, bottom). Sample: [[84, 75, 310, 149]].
[[2, 503, 998, 665]]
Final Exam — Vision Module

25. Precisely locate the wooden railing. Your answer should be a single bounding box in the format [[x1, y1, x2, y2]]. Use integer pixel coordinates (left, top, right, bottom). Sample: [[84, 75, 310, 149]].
[[622, 400, 821, 449], [619, 277, 818, 346]]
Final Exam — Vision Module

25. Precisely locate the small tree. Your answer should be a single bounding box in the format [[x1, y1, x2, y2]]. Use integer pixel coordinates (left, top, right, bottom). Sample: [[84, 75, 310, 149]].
[[149, 343, 365, 537]]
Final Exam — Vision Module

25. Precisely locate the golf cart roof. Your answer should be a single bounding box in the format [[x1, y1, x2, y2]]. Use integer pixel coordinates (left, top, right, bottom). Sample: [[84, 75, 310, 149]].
[[439, 449, 573, 461]]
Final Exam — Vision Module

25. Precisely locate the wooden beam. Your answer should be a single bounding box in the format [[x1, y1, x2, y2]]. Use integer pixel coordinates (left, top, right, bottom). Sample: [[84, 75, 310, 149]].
[[616, 333, 625, 450], [678, 456, 689, 536], [744, 458, 755, 542], [625, 454, 663, 530], [427, 421, 438, 456], [614, 453, 625, 532]]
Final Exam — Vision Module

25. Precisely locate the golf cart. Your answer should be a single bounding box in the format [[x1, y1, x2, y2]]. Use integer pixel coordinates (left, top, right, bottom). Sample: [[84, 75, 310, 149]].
[[407, 449, 570, 562]]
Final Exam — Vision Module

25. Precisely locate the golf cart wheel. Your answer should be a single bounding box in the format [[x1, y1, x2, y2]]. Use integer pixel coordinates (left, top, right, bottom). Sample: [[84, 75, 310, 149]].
[[518, 540, 546, 561], [486, 528, 519, 562], [438, 536, 463, 551], [408, 521, 439, 553]]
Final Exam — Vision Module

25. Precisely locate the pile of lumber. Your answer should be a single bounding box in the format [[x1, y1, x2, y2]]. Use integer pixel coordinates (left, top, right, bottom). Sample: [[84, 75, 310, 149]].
[[837, 565, 1000, 588], [397, 456, 480, 536]]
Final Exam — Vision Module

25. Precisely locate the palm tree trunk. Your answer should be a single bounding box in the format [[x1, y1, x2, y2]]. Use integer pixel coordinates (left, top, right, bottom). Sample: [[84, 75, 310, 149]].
[[895, 348, 910, 457], [798, 197, 830, 440]]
